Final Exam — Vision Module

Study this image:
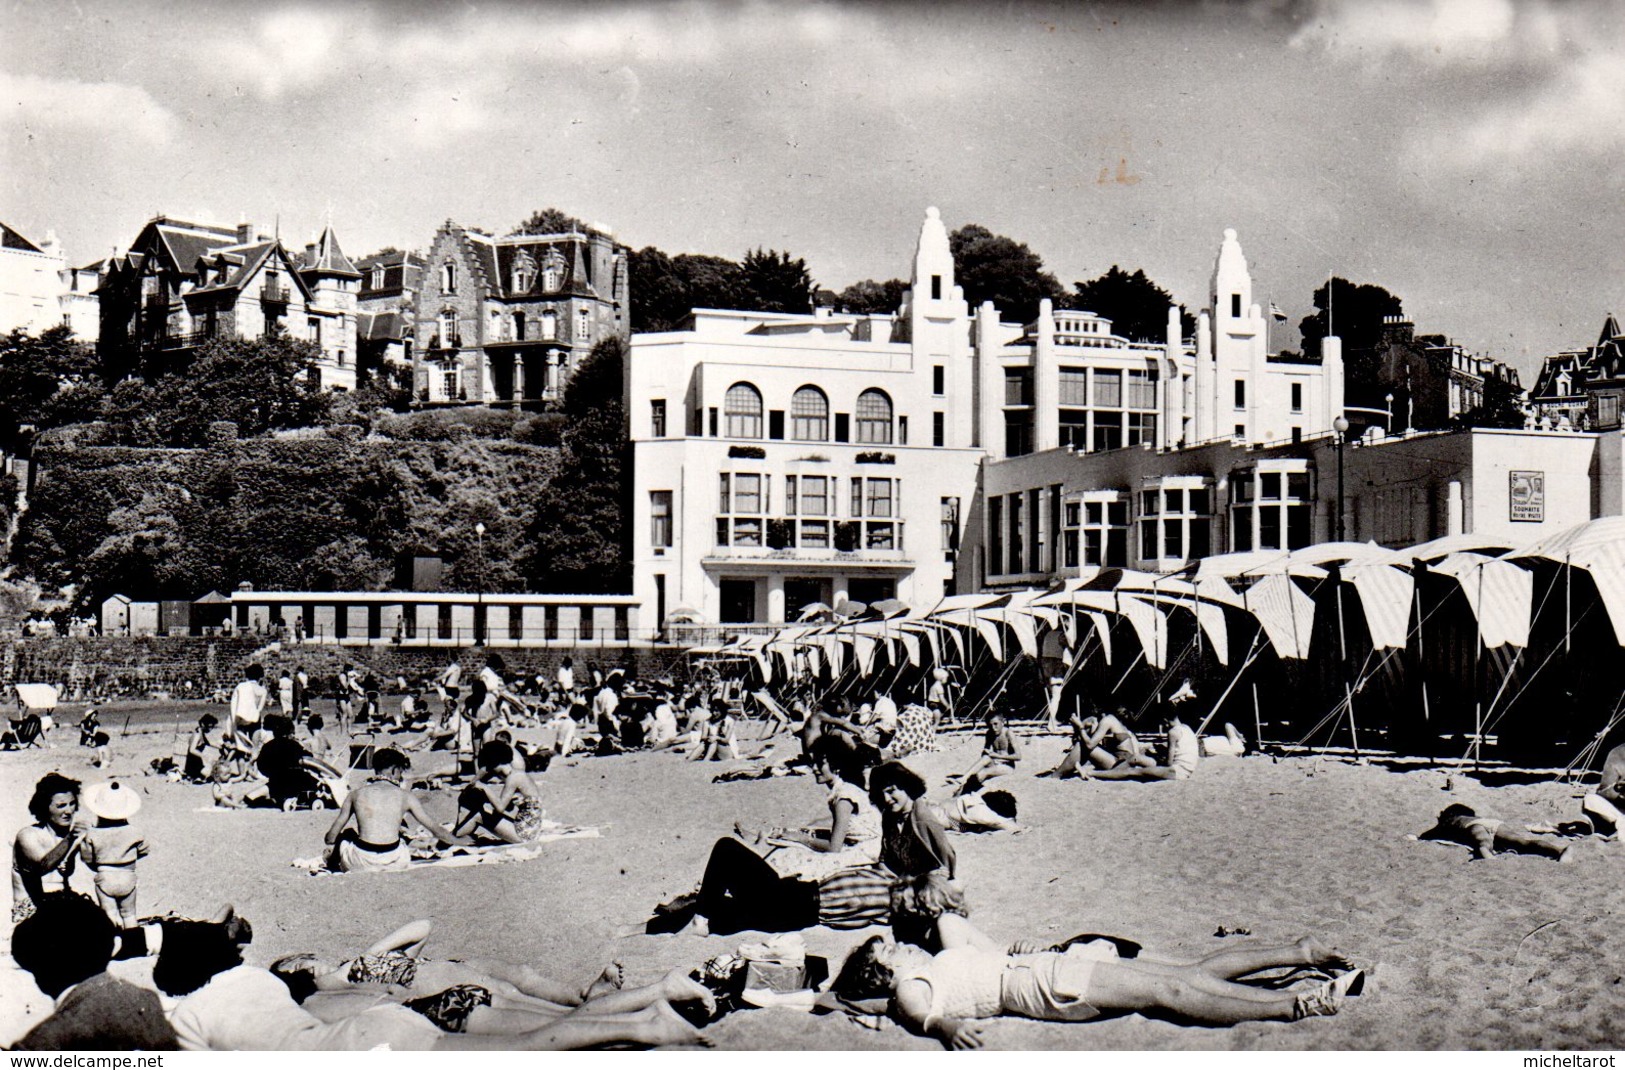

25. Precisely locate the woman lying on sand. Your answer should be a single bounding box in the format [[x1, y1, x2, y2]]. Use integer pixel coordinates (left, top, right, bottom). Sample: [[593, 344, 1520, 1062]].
[[834, 902, 1365, 1049], [1415, 803, 1573, 862], [648, 761, 955, 936], [271, 919, 613, 1010]]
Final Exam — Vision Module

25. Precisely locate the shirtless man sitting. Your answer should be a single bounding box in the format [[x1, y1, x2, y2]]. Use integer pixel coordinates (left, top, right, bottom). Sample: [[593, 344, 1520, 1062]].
[[1041, 708, 1153, 779], [324, 749, 466, 872]]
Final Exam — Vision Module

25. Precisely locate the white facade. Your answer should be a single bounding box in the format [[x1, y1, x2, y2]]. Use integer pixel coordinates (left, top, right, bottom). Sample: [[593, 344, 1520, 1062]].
[[629, 211, 1352, 625], [630, 208, 985, 627], [0, 224, 67, 335]]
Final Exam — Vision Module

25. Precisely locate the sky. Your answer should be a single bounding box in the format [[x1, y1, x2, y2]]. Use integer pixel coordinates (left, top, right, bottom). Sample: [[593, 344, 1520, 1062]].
[[4, 0, 1624, 379]]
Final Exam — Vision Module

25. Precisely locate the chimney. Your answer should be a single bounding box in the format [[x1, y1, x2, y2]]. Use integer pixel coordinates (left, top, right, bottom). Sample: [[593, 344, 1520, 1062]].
[[237, 220, 255, 244]]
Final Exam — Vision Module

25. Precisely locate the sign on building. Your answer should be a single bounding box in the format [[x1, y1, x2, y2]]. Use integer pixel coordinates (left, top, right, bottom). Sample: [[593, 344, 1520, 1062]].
[[1509, 470, 1544, 522]]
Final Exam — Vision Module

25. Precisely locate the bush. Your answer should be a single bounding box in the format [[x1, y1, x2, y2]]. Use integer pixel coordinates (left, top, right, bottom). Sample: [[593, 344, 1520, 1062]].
[[372, 408, 522, 442]]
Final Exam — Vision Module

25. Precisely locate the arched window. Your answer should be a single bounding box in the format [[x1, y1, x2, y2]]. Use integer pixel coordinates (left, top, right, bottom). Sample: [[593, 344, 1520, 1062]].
[[540, 310, 557, 340], [856, 388, 894, 444], [791, 385, 829, 441], [441, 261, 456, 293], [724, 382, 764, 439]]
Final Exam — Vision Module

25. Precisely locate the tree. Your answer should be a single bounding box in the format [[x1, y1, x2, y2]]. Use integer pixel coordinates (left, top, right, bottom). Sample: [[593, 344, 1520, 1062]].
[[522, 337, 630, 593], [0, 327, 100, 451], [511, 208, 588, 236], [1069, 266, 1197, 343], [836, 278, 908, 315], [628, 249, 749, 332], [740, 248, 815, 314], [1451, 374, 1527, 431], [1298, 278, 1404, 360], [948, 224, 1064, 325], [146, 335, 331, 446]]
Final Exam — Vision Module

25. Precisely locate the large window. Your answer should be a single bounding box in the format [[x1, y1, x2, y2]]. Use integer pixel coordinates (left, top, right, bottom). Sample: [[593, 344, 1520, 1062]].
[[1059, 368, 1088, 406], [540, 310, 557, 340], [1065, 494, 1129, 569], [650, 491, 672, 548], [438, 310, 457, 348], [1093, 370, 1122, 408], [855, 389, 894, 444], [1059, 409, 1088, 449], [1230, 465, 1313, 552], [988, 497, 1005, 577], [1138, 480, 1213, 568], [791, 386, 829, 441], [650, 399, 666, 437], [724, 382, 764, 439], [1005, 413, 1033, 456], [1005, 369, 1034, 407], [1092, 412, 1123, 452], [716, 472, 767, 547], [849, 477, 900, 550], [1126, 369, 1158, 409]]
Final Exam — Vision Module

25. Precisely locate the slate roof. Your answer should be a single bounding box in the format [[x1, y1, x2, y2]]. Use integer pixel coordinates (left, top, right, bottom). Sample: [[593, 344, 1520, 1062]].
[[0, 222, 42, 252], [299, 225, 361, 277], [357, 310, 407, 341]]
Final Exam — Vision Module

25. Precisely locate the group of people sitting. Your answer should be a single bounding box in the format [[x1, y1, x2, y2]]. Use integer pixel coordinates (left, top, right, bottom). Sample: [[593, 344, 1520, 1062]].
[[638, 701, 1368, 1047]]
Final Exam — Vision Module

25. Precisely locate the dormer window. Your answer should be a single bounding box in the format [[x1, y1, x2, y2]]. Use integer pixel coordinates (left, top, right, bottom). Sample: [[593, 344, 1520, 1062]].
[[512, 253, 536, 294], [543, 264, 560, 292], [371, 266, 384, 290]]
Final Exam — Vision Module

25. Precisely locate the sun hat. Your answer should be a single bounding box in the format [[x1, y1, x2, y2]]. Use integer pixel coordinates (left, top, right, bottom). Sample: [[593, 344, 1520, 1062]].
[[82, 780, 142, 821]]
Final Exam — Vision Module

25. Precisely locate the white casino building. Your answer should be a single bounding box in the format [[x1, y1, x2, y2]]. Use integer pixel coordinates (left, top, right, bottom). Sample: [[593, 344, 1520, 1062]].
[[627, 209, 1345, 628]]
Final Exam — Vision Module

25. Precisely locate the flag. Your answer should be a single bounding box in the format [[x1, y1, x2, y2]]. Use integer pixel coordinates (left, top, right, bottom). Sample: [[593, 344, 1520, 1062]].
[[1269, 302, 1288, 321]]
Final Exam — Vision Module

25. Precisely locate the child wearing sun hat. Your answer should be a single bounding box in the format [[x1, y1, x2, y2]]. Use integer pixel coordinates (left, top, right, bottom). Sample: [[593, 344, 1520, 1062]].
[[79, 780, 149, 936]]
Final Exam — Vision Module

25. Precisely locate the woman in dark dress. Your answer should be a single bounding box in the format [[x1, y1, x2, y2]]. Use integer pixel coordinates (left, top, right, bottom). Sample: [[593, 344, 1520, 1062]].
[[648, 761, 956, 935]]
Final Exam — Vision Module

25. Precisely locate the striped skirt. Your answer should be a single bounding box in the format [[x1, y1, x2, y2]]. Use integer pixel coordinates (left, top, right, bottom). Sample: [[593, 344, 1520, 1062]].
[[816, 863, 897, 929]]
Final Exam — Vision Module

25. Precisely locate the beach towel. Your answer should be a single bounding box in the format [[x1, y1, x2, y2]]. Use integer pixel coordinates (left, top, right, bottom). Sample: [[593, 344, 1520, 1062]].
[[291, 824, 601, 875]]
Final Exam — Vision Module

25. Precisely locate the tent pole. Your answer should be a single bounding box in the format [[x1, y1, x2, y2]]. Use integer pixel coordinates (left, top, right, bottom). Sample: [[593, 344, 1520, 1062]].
[[1252, 682, 1263, 747]]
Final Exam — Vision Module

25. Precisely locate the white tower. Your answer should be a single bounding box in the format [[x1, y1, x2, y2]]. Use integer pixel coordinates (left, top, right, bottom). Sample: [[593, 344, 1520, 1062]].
[[1209, 228, 1266, 443]]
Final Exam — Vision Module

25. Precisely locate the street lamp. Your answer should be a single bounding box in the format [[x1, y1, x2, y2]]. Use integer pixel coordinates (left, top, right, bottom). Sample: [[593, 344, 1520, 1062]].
[[474, 522, 486, 645], [1332, 415, 1350, 543], [1385, 393, 1394, 434]]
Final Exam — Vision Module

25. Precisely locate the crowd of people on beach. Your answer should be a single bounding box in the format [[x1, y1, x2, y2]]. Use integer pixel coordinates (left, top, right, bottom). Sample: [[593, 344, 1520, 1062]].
[[10, 647, 1625, 1052]]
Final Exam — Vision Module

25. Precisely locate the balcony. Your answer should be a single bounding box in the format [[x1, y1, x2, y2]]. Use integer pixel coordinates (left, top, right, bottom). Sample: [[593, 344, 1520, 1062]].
[[702, 517, 912, 571], [160, 330, 213, 350], [259, 284, 289, 305]]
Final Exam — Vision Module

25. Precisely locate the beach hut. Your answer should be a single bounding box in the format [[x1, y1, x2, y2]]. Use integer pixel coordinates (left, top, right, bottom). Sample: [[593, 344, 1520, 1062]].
[[100, 594, 132, 636]]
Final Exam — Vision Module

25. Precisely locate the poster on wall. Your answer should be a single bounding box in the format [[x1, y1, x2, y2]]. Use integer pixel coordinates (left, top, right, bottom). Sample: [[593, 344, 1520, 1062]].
[[1510, 470, 1545, 522]]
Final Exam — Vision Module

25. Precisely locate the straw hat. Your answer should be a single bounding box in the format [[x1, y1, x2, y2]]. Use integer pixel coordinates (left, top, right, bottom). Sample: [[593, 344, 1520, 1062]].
[[82, 780, 142, 821]]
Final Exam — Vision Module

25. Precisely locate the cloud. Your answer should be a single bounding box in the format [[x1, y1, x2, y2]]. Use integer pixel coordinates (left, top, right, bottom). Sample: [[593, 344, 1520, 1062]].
[[1432, 49, 1625, 166], [0, 72, 176, 144], [1289, 0, 1564, 67]]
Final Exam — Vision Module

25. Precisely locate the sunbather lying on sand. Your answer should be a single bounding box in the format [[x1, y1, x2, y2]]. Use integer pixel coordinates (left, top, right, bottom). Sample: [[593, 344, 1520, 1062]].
[[834, 906, 1364, 1048], [270, 919, 686, 1014], [1415, 803, 1573, 862]]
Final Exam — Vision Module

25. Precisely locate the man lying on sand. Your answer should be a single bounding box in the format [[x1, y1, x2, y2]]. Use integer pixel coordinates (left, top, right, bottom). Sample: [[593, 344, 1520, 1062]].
[[324, 748, 466, 871], [1415, 803, 1573, 862]]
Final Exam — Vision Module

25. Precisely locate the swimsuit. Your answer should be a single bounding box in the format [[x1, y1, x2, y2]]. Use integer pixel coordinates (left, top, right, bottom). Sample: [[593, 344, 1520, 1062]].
[[403, 985, 491, 1033], [348, 951, 418, 987]]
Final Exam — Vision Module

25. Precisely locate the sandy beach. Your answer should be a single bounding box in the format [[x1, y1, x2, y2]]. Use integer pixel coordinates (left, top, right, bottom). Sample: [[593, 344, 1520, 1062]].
[[4, 709, 1622, 1051]]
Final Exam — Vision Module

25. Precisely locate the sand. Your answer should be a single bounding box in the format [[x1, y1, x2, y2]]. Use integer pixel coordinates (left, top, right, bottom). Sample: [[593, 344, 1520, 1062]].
[[4, 708, 1624, 1050]]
